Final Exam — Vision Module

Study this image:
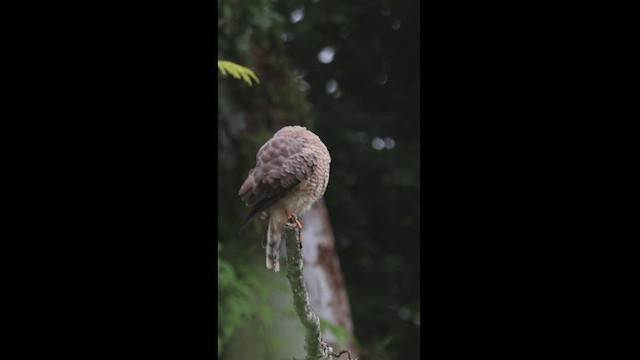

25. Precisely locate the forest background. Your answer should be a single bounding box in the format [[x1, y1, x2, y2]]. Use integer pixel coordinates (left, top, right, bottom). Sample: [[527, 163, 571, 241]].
[[218, 0, 420, 359]]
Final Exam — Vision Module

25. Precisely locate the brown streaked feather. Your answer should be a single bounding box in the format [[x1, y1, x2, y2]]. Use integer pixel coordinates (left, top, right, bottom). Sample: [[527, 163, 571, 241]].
[[239, 182, 301, 229], [238, 135, 316, 226]]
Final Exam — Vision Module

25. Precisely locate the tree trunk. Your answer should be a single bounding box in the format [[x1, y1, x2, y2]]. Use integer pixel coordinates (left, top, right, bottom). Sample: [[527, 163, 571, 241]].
[[300, 200, 358, 358]]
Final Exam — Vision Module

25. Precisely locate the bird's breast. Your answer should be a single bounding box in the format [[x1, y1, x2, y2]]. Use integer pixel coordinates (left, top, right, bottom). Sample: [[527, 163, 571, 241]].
[[283, 174, 327, 216]]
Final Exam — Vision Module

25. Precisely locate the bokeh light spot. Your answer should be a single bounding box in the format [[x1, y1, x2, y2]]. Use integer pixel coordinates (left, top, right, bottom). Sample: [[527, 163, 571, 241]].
[[290, 7, 305, 23], [281, 32, 294, 42], [391, 18, 401, 30], [325, 79, 338, 94], [298, 80, 310, 92], [384, 137, 396, 149], [375, 73, 388, 86], [317, 46, 335, 64], [356, 132, 369, 143], [371, 137, 385, 150]]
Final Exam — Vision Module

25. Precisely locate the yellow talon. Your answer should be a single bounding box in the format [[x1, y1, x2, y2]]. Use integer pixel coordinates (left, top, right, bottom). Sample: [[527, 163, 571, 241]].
[[285, 210, 303, 241]]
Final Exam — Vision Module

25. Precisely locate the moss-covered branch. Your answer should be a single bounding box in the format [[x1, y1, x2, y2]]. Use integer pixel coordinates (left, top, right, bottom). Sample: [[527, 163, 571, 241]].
[[284, 219, 357, 360]]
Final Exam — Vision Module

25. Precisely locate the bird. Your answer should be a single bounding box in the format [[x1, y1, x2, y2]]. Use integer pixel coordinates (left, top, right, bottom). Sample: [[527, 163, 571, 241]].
[[239, 125, 331, 272]]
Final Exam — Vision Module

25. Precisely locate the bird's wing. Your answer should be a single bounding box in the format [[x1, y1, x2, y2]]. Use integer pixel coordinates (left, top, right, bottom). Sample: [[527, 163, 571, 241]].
[[238, 135, 316, 226]]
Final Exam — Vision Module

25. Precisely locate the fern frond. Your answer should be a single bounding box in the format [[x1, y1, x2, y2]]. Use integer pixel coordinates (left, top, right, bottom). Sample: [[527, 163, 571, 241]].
[[217, 60, 260, 86]]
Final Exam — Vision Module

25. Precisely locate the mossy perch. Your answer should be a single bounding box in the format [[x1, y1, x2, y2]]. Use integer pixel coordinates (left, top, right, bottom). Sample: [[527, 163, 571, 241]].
[[283, 217, 357, 360]]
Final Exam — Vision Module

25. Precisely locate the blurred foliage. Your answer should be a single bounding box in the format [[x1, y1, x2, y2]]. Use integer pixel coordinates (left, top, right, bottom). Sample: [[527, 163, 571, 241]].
[[320, 317, 358, 351], [217, 243, 274, 356], [218, 0, 420, 359]]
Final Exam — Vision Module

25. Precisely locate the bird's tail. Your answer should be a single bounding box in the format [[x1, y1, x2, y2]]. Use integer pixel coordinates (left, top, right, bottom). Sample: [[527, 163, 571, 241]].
[[265, 218, 282, 272]]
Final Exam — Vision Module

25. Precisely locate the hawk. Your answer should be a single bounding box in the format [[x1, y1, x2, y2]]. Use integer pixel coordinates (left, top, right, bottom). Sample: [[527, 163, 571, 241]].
[[239, 126, 331, 272]]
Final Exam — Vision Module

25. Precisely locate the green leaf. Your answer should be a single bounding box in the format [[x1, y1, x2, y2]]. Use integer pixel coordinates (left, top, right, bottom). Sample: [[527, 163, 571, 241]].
[[217, 60, 260, 86]]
